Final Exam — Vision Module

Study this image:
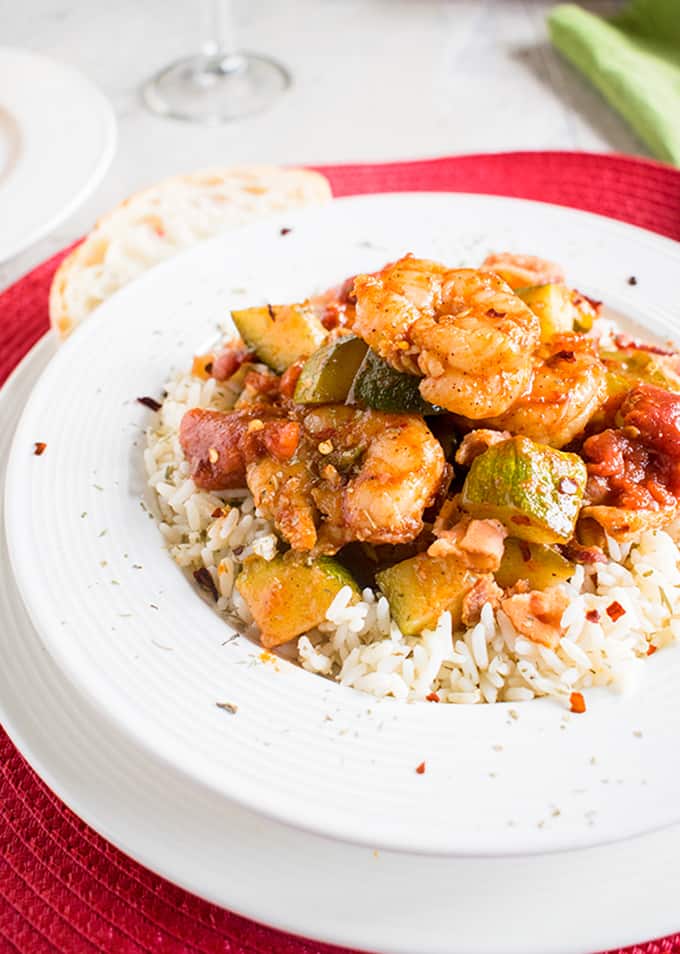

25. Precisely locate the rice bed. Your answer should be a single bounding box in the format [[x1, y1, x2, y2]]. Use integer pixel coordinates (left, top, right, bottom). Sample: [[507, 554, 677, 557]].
[[144, 369, 680, 706]]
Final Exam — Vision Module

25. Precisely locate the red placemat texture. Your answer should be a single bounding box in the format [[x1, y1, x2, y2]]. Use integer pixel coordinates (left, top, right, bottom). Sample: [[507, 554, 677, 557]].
[[1, 151, 680, 954]]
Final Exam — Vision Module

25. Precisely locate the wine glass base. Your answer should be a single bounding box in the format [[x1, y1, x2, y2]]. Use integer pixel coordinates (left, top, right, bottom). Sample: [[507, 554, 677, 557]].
[[142, 52, 290, 123]]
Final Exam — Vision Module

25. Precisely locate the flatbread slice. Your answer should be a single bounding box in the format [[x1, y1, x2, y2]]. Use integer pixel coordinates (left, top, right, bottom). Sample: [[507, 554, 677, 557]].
[[49, 166, 332, 338]]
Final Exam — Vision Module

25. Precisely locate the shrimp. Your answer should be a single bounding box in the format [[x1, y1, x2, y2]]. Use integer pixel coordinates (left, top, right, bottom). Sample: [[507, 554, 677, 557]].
[[483, 335, 608, 448], [481, 252, 565, 291], [352, 256, 540, 419], [246, 457, 319, 551], [340, 413, 445, 546], [246, 405, 445, 553]]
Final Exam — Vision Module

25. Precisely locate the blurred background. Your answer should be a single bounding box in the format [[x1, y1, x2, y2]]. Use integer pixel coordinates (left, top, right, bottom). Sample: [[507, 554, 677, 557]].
[[1, 0, 646, 287]]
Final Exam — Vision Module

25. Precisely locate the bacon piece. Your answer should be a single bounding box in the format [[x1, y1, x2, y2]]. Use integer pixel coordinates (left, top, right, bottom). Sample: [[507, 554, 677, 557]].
[[501, 586, 569, 649], [211, 343, 255, 381], [557, 540, 606, 565], [279, 360, 305, 399], [428, 517, 507, 572], [179, 407, 273, 490], [454, 429, 511, 467], [243, 369, 280, 397], [461, 576, 503, 627]]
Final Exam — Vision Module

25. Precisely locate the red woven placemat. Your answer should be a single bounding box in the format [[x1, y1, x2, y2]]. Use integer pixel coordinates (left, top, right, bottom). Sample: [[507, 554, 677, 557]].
[[1, 151, 680, 954]]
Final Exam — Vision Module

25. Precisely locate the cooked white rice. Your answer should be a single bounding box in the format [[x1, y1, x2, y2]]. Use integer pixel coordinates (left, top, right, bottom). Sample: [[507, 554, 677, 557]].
[[145, 367, 680, 706]]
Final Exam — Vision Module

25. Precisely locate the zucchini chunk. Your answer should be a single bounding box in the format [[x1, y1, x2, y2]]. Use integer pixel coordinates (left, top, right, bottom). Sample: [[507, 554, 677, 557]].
[[517, 284, 597, 338], [376, 553, 478, 636], [294, 335, 368, 404], [602, 348, 680, 398], [461, 436, 587, 544], [231, 303, 327, 373], [347, 348, 443, 414], [235, 551, 359, 648], [495, 539, 575, 590]]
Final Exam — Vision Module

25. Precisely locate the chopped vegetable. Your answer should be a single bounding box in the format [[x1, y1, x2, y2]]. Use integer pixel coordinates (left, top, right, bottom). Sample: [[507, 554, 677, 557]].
[[600, 349, 680, 412], [231, 303, 327, 373], [461, 436, 587, 544], [235, 551, 360, 648], [517, 284, 598, 338], [347, 348, 443, 414], [495, 539, 575, 590], [376, 553, 479, 636], [293, 335, 368, 404]]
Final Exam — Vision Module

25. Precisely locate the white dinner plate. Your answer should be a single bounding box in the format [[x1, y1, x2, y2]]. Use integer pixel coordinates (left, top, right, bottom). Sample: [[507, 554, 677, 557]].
[[2, 334, 680, 954], [5, 193, 680, 858], [0, 47, 116, 261]]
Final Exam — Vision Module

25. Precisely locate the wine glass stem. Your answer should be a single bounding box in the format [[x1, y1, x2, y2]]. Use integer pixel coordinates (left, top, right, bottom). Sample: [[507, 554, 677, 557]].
[[206, 0, 238, 60]]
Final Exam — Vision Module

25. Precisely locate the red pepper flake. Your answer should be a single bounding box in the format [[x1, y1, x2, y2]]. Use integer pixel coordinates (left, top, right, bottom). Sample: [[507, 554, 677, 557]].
[[569, 691, 586, 714], [193, 567, 218, 602], [211, 507, 227, 519], [33, 442, 47, 456], [606, 600, 625, 622], [426, 692, 440, 703], [558, 477, 578, 495], [628, 276, 637, 286], [486, 308, 506, 318], [137, 396, 162, 412], [647, 643, 657, 656], [556, 350, 576, 363], [415, 761, 426, 774], [586, 609, 600, 623], [280, 227, 292, 236], [518, 540, 532, 563], [511, 515, 532, 526], [267, 303, 276, 320]]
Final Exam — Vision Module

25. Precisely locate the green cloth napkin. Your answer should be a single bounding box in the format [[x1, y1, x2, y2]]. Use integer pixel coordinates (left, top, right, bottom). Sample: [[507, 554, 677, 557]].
[[548, 1, 680, 166]]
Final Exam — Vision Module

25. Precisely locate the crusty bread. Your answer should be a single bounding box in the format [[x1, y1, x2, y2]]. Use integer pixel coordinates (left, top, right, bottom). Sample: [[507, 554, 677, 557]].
[[49, 166, 332, 338]]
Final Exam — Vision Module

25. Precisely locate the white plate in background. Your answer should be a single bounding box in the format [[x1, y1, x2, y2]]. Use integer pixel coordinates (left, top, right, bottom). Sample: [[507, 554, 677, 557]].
[[5, 192, 680, 858], [0, 47, 116, 261]]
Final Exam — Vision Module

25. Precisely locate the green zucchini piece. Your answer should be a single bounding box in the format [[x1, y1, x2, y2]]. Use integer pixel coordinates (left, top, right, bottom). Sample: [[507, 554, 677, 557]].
[[235, 551, 359, 648], [293, 335, 368, 404], [231, 303, 327, 373], [517, 284, 597, 338], [461, 436, 587, 544], [376, 553, 478, 636], [601, 348, 680, 397], [495, 539, 575, 590], [347, 348, 443, 414]]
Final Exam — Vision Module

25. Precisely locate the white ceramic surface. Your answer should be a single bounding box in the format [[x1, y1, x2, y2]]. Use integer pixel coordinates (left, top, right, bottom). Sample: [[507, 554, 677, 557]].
[[2, 335, 680, 954], [6, 193, 680, 859], [0, 47, 116, 261]]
